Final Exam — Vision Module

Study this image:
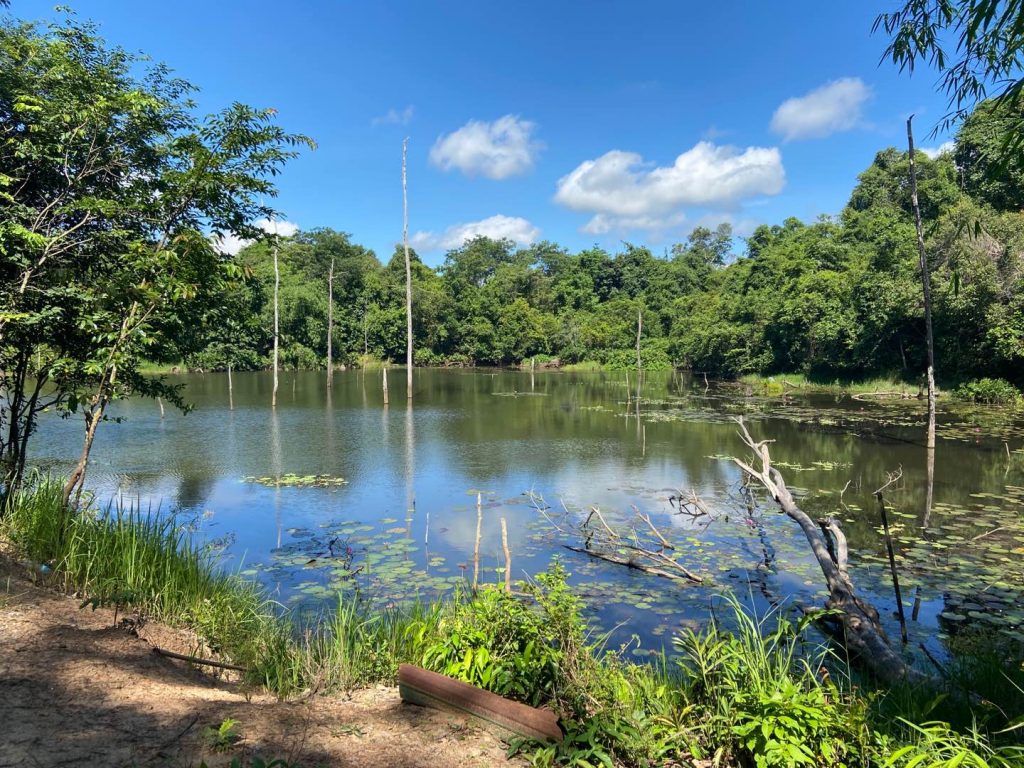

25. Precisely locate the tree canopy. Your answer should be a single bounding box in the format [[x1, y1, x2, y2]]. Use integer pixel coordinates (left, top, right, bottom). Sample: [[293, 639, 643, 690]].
[[187, 103, 1023, 391]]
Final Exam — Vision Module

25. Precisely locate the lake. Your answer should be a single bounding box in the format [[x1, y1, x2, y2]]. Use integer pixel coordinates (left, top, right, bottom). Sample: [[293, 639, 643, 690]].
[[29, 368, 1024, 658]]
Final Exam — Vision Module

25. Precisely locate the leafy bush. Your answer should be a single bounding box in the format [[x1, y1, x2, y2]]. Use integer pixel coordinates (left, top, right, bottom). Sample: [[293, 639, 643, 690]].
[[953, 378, 1022, 404], [674, 597, 871, 767], [415, 564, 579, 706]]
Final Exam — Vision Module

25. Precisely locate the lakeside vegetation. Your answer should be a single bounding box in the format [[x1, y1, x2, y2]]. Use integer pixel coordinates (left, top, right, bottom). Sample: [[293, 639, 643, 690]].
[[3, 481, 1023, 767], [3, 2, 1024, 766]]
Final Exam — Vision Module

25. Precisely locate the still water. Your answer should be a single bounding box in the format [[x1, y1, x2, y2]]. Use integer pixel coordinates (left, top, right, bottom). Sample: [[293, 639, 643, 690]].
[[30, 369, 1024, 657]]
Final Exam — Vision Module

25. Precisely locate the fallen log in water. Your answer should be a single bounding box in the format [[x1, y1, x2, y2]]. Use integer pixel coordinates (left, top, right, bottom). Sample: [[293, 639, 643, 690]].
[[563, 545, 698, 583], [731, 417, 926, 686], [398, 664, 562, 743]]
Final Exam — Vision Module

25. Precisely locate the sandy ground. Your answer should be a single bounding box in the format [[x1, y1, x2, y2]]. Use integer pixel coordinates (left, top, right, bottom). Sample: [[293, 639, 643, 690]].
[[0, 559, 519, 768]]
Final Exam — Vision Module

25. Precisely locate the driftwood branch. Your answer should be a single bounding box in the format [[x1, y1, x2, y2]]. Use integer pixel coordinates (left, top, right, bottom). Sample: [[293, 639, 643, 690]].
[[528, 493, 702, 584], [563, 546, 695, 583], [152, 646, 249, 672], [732, 417, 924, 685]]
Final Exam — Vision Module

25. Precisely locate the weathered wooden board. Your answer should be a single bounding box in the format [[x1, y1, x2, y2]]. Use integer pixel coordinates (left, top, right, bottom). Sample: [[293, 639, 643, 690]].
[[397, 664, 562, 743]]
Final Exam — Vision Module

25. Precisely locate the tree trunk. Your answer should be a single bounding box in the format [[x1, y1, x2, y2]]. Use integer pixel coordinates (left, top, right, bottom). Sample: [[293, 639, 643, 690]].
[[63, 404, 105, 508], [272, 236, 280, 409], [906, 117, 937, 450], [327, 256, 334, 387], [403, 138, 413, 400], [62, 305, 136, 508], [63, 360, 120, 508], [228, 363, 233, 410]]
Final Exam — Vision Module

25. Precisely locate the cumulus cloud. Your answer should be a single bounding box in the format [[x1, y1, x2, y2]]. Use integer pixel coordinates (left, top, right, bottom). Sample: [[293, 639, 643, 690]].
[[770, 78, 871, 141], [554, 142, 784, 234], [372, 105, 414, 126], [921, 140, 955, 159], [410, 214, 540, 251], [213, 218, 299, 255], [430, 115, 541, 179]]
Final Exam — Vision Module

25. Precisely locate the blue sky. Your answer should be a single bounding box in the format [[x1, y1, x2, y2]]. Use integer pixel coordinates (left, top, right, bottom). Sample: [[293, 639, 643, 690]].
[[18, 1, 955, 264]]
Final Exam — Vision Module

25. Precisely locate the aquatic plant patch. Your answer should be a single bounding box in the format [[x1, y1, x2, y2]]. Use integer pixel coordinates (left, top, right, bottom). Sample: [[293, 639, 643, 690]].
[[242, 474, 348, 488]]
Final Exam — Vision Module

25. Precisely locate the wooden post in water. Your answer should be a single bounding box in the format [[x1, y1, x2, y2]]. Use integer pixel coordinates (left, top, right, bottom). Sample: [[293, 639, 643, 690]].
[[500, 517, 511, 593], [875, 480, 908, 644], [473, 492, 482, 591], [383, 365, 389, 405], [227, 363, 233, 410], [157, 397, 164, 419]]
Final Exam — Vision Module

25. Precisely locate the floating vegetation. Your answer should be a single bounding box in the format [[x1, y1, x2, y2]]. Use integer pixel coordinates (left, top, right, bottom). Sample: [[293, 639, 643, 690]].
[[242, 473, 348, 488], [771, 460, 853, 472]]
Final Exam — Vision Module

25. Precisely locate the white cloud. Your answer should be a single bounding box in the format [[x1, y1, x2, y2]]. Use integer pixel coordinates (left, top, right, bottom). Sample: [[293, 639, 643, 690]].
[[213, 218, 299, 255], [770, 78, 871, 141], [372, 105, 414, 126], [554, 142, 784, 234], [410, 214, 540, 251], [582, 212, 687, 236], [430, 115, 541, 179], [921, 140, 955, 159]]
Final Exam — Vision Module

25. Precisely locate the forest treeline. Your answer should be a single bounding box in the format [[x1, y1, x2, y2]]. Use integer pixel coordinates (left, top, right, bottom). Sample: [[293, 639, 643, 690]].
[[183, 100, 1024, 386]]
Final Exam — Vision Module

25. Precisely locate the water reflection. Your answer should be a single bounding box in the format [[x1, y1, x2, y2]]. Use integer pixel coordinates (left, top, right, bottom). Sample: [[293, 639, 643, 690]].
[[26, 368, 1024, 654]]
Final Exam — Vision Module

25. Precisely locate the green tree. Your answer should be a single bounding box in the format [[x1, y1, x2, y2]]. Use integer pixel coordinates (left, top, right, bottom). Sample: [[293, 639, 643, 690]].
[[955, 98, 1024, 211], [0, 14, 311, 500]]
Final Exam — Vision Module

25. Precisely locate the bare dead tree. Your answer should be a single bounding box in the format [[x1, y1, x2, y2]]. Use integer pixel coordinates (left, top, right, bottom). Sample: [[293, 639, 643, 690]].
[[635, 307, 642, 372], [732, 417, 924, 684], [326, 256, 334, 388], [402, 138, 413, 401], [271, 228, 280, 410], [907, 116, 937, 450]]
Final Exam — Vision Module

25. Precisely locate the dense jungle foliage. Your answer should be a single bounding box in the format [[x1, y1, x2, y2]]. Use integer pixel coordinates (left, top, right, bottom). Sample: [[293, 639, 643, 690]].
[[177, 98, 1024, 386]]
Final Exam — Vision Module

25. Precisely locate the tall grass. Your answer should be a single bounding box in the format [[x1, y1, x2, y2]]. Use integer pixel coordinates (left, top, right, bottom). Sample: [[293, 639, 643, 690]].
[[738, 372, 932, 397], [1, 479, 296, 691]]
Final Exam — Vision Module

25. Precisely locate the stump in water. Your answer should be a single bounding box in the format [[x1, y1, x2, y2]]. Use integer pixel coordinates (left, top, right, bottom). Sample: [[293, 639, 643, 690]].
[[732, 418, 924, 686]]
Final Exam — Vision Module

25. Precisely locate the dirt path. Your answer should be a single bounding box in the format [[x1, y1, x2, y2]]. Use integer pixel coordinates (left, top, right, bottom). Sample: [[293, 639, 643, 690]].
[[0, 561, 518, 767]]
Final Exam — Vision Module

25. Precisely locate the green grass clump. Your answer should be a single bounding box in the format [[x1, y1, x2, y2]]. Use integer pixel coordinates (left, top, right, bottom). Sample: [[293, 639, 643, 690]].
[[559, 360, 608, 372], [738, 372, 929, 397]]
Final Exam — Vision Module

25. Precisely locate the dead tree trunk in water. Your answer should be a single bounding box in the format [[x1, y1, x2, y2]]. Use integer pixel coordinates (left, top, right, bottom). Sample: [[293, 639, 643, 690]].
[[326, 257, 334, 388], [402, 138, 413, 401], [732, 418, 924, 685], [635, 307, 642, 372], [272, 234, 280, 409], [906, 117, 936, 450]]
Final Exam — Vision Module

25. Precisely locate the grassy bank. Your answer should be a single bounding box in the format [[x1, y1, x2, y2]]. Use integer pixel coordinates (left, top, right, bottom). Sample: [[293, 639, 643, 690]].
[[737, 373, 932, 398], [2, 482, 1022, 767]]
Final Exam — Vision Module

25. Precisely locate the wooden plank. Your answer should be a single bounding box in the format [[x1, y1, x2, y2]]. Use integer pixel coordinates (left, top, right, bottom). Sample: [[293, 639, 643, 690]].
[[397, 664, 562, 743]]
